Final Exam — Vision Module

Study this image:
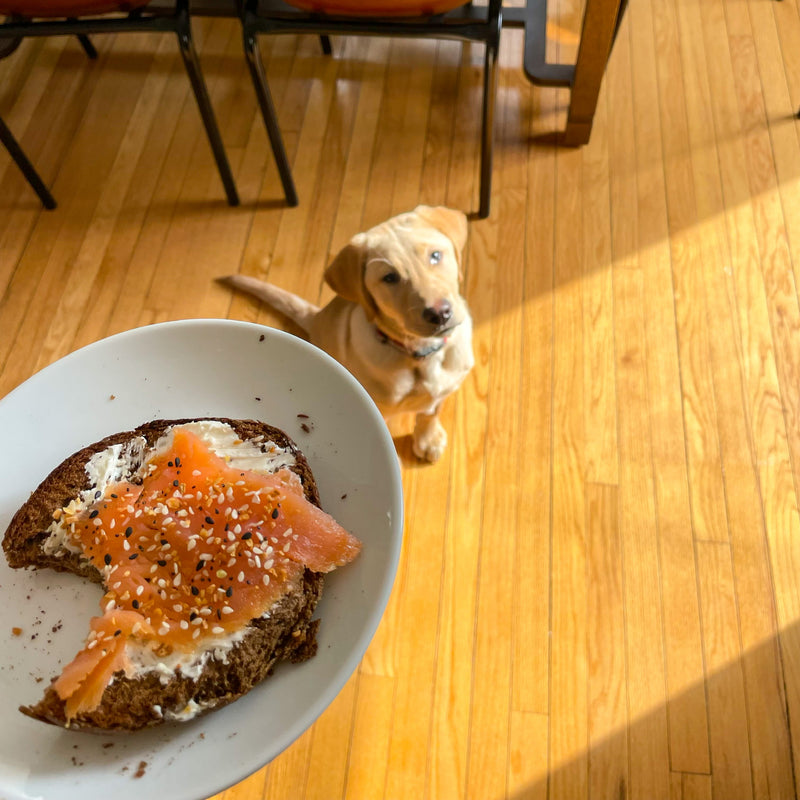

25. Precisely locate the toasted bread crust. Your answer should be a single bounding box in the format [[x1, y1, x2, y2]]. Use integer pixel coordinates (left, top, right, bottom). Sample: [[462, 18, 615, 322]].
[[3, 418, 326, 732]]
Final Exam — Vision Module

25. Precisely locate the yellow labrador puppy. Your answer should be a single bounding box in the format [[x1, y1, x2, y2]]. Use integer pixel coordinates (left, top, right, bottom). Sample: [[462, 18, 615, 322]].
[[220, 205, 474, 462]]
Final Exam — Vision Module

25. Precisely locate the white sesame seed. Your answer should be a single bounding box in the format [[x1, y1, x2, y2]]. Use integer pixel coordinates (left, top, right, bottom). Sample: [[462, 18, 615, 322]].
[[222, 606, 234, 615], [136, 585, 144, 596], [262, 574, 270, 586], [173, 575, 182, 587], [180, 620, 189, 630], [238, 571, 245, 582], [212, 626, 224, 635], [173, 604, 183, 613]]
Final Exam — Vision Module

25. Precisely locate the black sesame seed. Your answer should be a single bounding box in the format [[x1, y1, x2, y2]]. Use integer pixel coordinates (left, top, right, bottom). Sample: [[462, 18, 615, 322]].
[[129, 553, 139, 560], [241, 532, 252, 540], [191, 586, 199, 596], [94, 491, 102, 500], [125, 527, 133, 537], [196, 560, 205, 570], [190, 612, 198, 621], [226, 587, 233, 597], [104, 554, 112, 565], [89, 509, 99, 519], [175, 457, 181, 467], [173, 480, 180, 487], [114, 630, 122, 637], [205, 516, 214, 526], [168, 461, 174, 467], [132, 600, 139, 609], [111, 493, 118, 499], [157, 560, 167, 567], [271, 508, 279, 519]]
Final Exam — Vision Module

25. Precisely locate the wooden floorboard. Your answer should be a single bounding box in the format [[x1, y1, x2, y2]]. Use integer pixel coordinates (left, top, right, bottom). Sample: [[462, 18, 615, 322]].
[[2, 3, 800, 798]]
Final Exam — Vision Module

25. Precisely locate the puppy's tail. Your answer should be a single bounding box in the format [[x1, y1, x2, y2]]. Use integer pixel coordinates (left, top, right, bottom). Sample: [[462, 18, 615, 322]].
[[218, 274, 319, 334]]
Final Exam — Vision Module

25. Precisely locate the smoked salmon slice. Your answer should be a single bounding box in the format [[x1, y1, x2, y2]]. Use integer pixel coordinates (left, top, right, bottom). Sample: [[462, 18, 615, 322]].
[[53, 426, 361, 720]]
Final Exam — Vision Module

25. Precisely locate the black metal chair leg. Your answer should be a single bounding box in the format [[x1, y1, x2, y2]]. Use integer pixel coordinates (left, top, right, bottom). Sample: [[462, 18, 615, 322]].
[[243, 30, 298, 207], [478, 38, 498, 219], [175, 6, 240, 206], [0, 115, 56, 209], [320, 34, 332, 54], [76, 32, 98, 59]]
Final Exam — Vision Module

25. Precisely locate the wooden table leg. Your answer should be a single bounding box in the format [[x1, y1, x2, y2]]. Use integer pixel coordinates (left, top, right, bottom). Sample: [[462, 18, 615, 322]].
[[504, 0, 627, 146], [561, 0, 626, 145]]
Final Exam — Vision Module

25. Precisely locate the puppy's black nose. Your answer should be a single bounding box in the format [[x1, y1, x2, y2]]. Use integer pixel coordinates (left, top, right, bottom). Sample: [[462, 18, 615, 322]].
[[423, 302, 453, 327]]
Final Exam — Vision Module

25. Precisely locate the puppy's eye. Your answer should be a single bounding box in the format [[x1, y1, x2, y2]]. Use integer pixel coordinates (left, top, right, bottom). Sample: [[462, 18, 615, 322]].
[[381, 270, 400, 284], [429, 250, 442, 265]]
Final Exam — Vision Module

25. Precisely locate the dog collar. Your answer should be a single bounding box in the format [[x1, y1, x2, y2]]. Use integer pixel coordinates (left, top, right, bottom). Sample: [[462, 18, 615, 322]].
[[374, 326, 447, 359]]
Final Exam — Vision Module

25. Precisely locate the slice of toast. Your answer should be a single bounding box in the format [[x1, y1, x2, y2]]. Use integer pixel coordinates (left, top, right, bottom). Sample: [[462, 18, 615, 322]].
[[3, 418, 328, 732]]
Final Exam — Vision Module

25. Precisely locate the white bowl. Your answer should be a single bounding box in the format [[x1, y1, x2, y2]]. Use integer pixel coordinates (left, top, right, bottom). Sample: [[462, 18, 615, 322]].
[[0, 319, 403, 800]]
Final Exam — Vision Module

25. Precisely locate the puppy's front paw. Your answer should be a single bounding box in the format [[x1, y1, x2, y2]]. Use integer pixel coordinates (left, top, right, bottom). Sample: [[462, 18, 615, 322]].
[[413, 416, 447, 463]]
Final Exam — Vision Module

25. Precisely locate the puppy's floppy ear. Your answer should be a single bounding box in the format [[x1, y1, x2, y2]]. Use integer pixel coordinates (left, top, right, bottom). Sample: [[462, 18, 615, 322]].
[[413, 205, 469, 256], [324, 234, 370, 306]]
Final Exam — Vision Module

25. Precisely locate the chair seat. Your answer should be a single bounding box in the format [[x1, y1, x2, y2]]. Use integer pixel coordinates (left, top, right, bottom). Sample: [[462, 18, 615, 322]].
[[283, 0, 468, 15], [0, 1, 149, 17]]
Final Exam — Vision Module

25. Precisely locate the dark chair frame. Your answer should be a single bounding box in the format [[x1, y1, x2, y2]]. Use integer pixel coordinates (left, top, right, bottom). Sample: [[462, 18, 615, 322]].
[[241, 0, 502, 218], [0, 0, 240, 208]]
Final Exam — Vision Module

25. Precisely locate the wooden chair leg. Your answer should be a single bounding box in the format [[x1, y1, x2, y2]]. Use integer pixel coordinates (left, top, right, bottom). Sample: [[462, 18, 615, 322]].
[[0, 115, 56, 209], [243, 29, 298, 207]]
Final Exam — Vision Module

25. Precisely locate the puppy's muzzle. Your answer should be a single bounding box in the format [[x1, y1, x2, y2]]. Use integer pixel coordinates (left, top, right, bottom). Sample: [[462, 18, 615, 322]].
[[423, 301, 453, 329]]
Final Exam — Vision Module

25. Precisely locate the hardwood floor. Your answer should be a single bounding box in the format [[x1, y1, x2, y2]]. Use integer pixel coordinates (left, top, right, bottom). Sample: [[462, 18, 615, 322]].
[[2, 0, 800, 797]]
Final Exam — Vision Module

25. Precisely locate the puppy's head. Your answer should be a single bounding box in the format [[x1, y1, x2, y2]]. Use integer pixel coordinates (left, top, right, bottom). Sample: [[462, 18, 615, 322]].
[[325, 205, 469, 339]]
